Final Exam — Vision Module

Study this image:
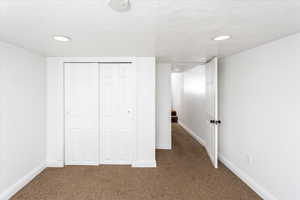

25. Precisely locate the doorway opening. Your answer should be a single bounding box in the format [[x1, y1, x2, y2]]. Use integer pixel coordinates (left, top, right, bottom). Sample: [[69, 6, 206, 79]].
[[170, 58, 219, 168]]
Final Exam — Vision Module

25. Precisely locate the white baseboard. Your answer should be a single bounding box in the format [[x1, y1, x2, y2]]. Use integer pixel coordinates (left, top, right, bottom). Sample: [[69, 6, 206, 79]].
[[64, 161, 98, 166], [46, 160, 64, 168], [0, 162, 46, 200], [101, 161, 132, 165], [156, 144, 172, 150], [219, 154, 277, 200], [178, 121, 276, 200], [132, 160, 157, 168], [178, 120, 206, 147]]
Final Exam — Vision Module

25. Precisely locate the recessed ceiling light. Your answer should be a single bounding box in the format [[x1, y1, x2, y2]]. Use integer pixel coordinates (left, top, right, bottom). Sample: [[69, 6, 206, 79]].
[[213, 35, 231, 41], [53, 35, 71, 42], [108, 0, 130, 12]]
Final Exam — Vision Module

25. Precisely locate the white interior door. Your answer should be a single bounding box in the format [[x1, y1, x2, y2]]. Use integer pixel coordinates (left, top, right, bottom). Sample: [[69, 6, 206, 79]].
[[205, 57, 219, 168], [65, 63, 99, 165], [100, 63, 136, 164]]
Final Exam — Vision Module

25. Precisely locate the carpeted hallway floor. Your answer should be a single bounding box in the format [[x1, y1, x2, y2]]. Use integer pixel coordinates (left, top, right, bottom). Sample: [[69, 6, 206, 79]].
[[12, 123, 261, 200]]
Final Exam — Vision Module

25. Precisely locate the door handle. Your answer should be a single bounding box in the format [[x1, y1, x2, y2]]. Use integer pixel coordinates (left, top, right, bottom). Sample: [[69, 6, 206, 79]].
[[210, 120, 221, 125]]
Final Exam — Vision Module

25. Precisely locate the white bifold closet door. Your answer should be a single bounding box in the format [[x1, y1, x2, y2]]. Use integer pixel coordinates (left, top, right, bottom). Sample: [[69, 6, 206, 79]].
[[65, 62, 136, 165], [100, 63, 136, 165]]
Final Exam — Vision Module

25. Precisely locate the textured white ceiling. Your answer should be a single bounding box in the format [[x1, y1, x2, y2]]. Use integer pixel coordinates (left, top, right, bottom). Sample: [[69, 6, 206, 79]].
[[1, 0, 300, 65]]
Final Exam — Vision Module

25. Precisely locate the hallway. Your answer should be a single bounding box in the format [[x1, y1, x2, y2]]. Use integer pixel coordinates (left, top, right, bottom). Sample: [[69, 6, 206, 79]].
[[12, 124, 261, 200]]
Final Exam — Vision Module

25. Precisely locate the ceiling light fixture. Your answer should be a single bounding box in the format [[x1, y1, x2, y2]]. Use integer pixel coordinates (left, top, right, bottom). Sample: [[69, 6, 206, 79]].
[[213, 35, 231, 41], [108, 0, 130, 12], [53, 35, 71, 42]]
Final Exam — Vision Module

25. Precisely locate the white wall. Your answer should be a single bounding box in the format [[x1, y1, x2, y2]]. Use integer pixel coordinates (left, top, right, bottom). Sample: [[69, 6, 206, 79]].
[[135, 57, 156, 166], [0, 42, 46, 199], [156, 64, 171, 150], [46, 58, 64, 167], [173, 65, 207, 146], [46, 57, 156, 167], [219, 33, 300, 200], [171, 73, 183, 119]]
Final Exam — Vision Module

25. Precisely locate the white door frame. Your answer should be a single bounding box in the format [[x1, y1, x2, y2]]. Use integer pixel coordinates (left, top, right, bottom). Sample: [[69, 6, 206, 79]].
[[62, 57, 137, 166]]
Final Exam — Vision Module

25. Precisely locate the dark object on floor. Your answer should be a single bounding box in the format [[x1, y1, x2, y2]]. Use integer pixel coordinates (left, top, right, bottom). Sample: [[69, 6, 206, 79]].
[[171, 110, 178, 123]]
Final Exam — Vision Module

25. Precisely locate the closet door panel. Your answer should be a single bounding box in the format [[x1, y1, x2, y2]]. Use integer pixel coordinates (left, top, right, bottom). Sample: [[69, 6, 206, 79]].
[[65, 63, 99, 165], [100, 63, 136, 164], [100, 65, 116, 163], [118, 64, 136, 162]]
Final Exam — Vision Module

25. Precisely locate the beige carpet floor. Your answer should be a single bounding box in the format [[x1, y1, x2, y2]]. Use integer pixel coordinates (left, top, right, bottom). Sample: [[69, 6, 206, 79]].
[[12, 123, 261, 200]]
